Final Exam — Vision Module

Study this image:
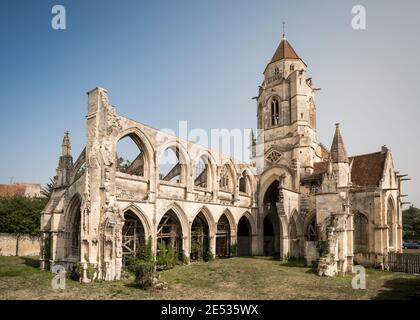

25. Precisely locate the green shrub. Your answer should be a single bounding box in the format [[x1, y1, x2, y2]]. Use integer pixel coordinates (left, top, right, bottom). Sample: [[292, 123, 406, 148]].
[[190, 238, 203, 261], [84, 254, 98, 281], [138, 236, 154, 262], [203, 250, 214, 262], [132, 261, 156, 289], [156, 242, 178, 270]]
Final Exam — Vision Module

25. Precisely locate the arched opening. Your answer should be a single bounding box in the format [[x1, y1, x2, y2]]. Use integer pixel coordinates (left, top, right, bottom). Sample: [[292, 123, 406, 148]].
[[239, 171, 247, 193], [194, 156, 209, 188], [116, 135, 145, 177], [289, 217, 300, 258], [219, 164, 233, 191], [354, 212, 368, 253], [387, 198, 395, 248], [271, 98, 280, 126], [66, 196, 81, 260], [122, 210, 145, 266], [216, 214, 231, 258], [160, 146, 184, 184], [237, 216, 251, 256], [263, 180, 281, 255], [306, 217, 317, 241], [190, 213, 210, 261], [157, 210, 183, 259]]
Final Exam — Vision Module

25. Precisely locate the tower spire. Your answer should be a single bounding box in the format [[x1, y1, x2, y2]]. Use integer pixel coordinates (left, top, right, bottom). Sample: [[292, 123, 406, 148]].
[[61, 131, 71, 157], [330, 123, 348, 163]]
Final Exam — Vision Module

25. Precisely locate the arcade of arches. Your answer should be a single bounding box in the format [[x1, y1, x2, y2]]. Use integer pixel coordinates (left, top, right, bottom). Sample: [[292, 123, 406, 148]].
[[42, 65, 403, 281]]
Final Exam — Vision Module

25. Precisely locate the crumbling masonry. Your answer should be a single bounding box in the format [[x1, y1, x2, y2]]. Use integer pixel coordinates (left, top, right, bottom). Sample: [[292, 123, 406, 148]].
[[41, 35, 404, 281]]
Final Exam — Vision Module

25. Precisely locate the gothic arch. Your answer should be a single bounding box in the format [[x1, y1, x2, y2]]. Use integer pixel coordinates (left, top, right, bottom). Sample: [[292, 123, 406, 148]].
[[193, 151, 216, 192], [264, 94, 283, 106], [304, 210, 317, 241], [192, 206, 216, 237], [219, 159, 237, 192], [158, 202, 189, 238], [218, 209, 237, 238], [216, 213, 231, 257], [237, 213, 254, 256], [65, 193, 82, 259], [158, 139, 191, 166], [258, 167, 296, 213], [190, 208, 213, 260], [386, 195, 396, 248], [157, 202, 189, 257], [289, 209, 303, 258], [158, 139, 191, 184], [353, 211, 369, 253], [121, 204, 152, 239], [289, 209, 304, 236], [114, 127, 155, 179], [238, 167, 256, 195], [239, 211, 257, 236]]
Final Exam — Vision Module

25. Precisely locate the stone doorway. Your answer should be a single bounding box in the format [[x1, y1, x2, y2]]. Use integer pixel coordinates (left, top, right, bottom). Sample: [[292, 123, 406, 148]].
[[190, 212, 209, 260], [122, 210, 145, 266], [157, 209, 183, 259], [237, 216, 251, 256], [216, 214, 231, 257]]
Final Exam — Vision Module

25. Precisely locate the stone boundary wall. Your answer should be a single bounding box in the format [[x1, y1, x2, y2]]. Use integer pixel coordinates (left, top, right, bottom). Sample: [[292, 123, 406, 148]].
[[0, 233, 40, 256]]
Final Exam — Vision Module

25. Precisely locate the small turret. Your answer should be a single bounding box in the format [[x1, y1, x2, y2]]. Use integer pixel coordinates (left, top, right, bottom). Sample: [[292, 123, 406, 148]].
[[55, 131, 73, 187], [62, 131, 71, 157], [329, 123, 350, 188], [330, 123, 348, 163]]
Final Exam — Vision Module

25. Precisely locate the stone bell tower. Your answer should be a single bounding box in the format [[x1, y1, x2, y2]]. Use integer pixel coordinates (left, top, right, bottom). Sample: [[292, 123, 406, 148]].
[[254, 33, 319, 177]]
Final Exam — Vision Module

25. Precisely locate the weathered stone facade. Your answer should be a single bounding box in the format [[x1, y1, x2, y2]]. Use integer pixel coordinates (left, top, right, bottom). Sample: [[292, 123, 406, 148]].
[[41, 35, 403, 280]]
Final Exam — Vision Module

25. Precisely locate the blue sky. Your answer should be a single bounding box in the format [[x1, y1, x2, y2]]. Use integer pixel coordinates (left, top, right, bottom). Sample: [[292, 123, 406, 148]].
[[0, 0, 419, 206]]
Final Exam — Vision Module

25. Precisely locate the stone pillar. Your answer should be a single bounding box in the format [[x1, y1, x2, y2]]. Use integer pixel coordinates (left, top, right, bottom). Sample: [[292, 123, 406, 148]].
[[209, 234, 216, 257]]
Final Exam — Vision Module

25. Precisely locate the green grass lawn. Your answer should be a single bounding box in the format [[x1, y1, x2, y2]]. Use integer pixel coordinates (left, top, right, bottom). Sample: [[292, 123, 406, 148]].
[[0, 256, 419, 300]]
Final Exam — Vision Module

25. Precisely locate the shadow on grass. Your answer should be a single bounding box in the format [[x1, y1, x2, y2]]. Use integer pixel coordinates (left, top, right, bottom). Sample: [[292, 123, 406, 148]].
[[281, 259, 307, 268], [21, 256, 40, 269], [373, 276, 420, 300]]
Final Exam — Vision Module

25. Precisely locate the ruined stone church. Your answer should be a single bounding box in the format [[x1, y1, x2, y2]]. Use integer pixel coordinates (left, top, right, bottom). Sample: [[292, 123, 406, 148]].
[[41, 35, 403, 281]]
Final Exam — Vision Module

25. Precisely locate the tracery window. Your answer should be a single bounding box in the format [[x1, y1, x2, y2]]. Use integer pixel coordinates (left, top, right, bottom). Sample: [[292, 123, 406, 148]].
[[266, 150, 282, 164], [219, 165, 231, 190]]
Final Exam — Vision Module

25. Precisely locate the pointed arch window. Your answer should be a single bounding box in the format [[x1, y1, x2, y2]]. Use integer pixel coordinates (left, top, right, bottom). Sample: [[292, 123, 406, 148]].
[[219, 165, 232, 191], [354, 212, 368, 252], [307, 218, 317, 241], [239, 172, 247, 193], [271, 98, 280, 126]]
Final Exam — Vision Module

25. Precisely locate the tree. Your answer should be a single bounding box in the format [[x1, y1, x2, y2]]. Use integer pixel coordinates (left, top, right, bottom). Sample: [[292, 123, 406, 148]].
[[41, 178, 56, 199], [0, 196, 47, 236], [403, 206, 420, 240]]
